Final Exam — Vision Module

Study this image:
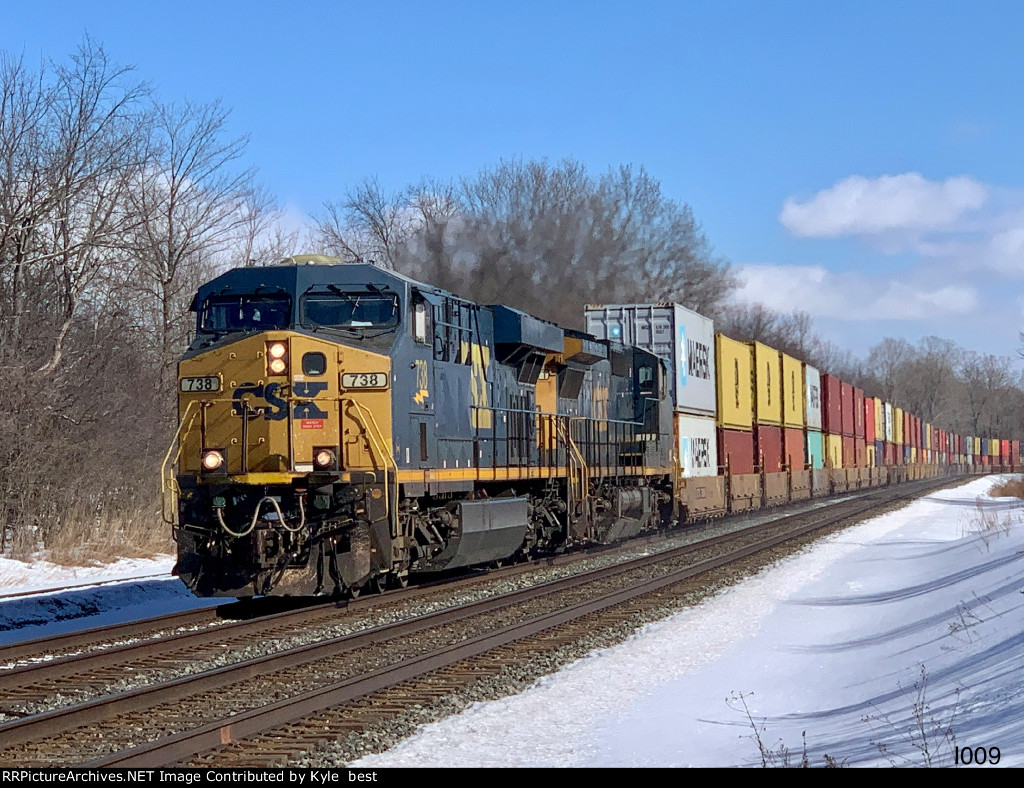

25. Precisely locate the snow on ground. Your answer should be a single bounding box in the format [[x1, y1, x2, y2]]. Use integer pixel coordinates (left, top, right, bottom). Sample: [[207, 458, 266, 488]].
[[0, 554, 219, 646], [352, 475, 1024, 768]]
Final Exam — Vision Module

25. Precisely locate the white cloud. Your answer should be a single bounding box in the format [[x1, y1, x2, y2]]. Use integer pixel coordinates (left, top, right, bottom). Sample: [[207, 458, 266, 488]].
[[734, 263, 978, 322], [780, 173, 988, 238]]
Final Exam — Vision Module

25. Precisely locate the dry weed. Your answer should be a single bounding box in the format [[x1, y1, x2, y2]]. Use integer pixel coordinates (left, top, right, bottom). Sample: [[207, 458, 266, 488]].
[[989, 477, 1024, 498]]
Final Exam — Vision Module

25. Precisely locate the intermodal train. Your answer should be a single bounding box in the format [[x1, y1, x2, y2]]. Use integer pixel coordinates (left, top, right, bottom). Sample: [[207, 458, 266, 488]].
[[164, 255, 1019, 598]]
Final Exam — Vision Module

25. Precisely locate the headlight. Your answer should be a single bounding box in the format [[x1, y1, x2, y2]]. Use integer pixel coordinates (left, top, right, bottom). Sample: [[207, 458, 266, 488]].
[[313, 447, 338, 470], [202, 449, 225, 472], [266, 341, 289, 377]]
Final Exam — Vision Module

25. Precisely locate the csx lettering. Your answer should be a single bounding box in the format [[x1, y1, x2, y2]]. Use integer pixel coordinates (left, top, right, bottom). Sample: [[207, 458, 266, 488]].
[[233, 381, 327, 421], [687, 340, 711, 380], [232, 382, 288, 421]]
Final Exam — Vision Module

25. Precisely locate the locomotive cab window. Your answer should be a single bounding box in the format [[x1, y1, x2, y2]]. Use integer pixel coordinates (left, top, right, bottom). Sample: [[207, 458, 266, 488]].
[[200, 295, 291, 334], [300, 292, 400, 331], [638, 365, 656, 395]]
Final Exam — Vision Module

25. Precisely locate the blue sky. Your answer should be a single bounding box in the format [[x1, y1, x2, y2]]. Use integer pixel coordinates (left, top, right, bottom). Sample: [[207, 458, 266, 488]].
[[8, 0, 1024, 362]]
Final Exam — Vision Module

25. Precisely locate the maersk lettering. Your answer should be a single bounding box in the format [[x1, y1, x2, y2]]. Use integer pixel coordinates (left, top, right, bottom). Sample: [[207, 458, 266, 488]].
[[690, 436, 711, 468], [686, 340, 711, 380]]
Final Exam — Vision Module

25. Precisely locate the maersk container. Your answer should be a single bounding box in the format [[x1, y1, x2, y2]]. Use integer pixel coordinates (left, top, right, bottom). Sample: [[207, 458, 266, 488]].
[[883, 402, 894, 443], [585, 303, 715, 416], [806, 430, 824, 470], [804, 364, 822, 431], [675, 414, 718, 478]]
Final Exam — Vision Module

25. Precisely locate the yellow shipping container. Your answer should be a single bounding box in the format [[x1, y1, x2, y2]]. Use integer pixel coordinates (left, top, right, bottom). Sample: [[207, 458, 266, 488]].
[[780, 352, 804, 428], [715, 334, 753, 430], [867, 444, 876, 467], [826, 433, 843, 469], [911, 447, 918, 463], [924, 423, 932, 451], [874, 398, 883, 440], [894, 407, 904, 444], [750, 341, 782, 426], [991, 438, 999, 457]]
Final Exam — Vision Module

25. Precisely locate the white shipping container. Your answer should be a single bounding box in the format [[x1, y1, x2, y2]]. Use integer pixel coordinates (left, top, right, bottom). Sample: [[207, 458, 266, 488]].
[[883, 402, 894, 443], [675, 413, 718, 478], [585, 303, 716, 417], [804, 364, 822, 431]]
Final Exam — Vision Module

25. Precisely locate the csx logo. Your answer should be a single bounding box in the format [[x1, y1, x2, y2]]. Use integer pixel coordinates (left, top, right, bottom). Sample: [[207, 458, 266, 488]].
[[232, 381, 328, 421], [687, 340, 711, 380]]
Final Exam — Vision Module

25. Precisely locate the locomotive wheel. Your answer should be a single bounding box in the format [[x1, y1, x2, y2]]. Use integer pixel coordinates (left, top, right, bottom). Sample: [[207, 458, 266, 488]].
[[371, 575, 388, 595], [348, 584, 362, 600], [391, 572, 410, 589]]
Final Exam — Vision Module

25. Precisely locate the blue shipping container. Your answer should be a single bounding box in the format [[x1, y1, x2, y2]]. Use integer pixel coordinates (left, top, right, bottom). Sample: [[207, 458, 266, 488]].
[[806, 430, 824, 470]]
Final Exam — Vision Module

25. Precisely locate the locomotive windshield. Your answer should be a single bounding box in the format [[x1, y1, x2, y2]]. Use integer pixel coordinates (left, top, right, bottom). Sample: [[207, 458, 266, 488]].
[[300, 292, 400, 331], [200, 294, 292, 334]]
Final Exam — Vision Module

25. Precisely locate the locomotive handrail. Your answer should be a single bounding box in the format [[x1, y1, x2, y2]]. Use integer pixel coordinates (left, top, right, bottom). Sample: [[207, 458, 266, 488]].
[[160, 400, 200, 526], [340, 397, 397, 525]]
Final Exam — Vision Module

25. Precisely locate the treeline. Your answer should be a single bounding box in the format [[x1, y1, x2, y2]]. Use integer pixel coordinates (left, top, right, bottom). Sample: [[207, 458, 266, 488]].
[[1, 41, 1019, 560], [0, 41, 296, 556]]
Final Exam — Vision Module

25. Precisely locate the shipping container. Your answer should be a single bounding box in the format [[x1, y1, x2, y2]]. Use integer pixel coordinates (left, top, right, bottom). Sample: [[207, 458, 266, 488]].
[[867, 443, 876, 467], [855, 437, 866, 467], [853, 388, 865, 438], [826, 433, 843, 469], [842, 435, 855, 468], [821, 375, 842, 434], [864, 397, 876, 443], [894, 407, 904, 445], [585, 303, 716, 416], [981, 438, 990, 456], [718, 427, 755, 476], [750, 342, 782, 426], [1012, 441, 1020, 467], [883, 402, 894, 443], [804, 364, 822, 431], [841, 382, 854, 437], [875, 440, 884, 467], [924, 424, 932, 451], [783, 426, 805, 470], [806, 430, 824, 470], [756, 424, 783, 472], [884, 442, 895, 466], [675, 414, 718, 478], [1001, 439, 1011, 462], [715, 335, 753, 430], [781, 353, 804, 428]]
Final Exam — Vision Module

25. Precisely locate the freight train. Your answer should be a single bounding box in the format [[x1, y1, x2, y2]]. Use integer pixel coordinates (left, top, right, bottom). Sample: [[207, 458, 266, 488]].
[[164, 255, 1019, 598]]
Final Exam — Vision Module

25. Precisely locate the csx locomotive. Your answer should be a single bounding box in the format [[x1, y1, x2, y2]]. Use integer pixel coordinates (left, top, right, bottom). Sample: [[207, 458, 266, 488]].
[[167, 256, 675, 597]]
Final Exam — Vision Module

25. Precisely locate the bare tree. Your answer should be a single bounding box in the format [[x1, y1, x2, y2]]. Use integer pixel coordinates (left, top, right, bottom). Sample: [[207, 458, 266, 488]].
[[128, 98, 257, 382]]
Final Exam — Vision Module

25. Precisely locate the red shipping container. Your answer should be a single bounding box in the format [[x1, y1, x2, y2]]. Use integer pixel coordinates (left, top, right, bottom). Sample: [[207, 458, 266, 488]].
[[719, 428, 755, 476], [855, 437, 866, 467], [884, 442, 895, 466], [756, 424, 783, 472], [864, 397, 876, 443], [1012, 441, 1020, 466], [821, 375, 842, 434], [842, 435, 855, 468], [1001, 439, 1011, 461], [783, 426, 805, 471], [841, 382, 854, 437], [853, 388, 865, 438]]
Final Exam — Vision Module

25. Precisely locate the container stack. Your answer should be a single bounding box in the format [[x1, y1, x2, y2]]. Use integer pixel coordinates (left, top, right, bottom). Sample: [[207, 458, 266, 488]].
[[853, 387, 866, 467], [750, 341, 783, 474], [804, 364, 824, 470], [715, 334, 754, 476], [840, 381, 855, 468], [864, 396, 876, 467], [780, 352, 805, 471], [585, 302, 717, 469], [822, 374, 843, 470]]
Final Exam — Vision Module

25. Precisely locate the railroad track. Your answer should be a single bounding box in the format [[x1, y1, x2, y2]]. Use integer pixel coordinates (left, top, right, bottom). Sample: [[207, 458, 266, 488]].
[[0, 474, 962, 767]]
